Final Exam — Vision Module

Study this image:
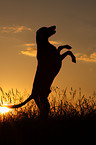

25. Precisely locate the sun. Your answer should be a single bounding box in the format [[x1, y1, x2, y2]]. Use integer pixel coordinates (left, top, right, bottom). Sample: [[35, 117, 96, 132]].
[[0, 106, 10, 114]]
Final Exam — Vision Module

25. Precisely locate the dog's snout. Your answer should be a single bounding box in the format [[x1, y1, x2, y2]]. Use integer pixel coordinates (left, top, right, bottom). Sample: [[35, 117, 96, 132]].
[[53, 25, 56, 29], [49, 25, 56, 30]]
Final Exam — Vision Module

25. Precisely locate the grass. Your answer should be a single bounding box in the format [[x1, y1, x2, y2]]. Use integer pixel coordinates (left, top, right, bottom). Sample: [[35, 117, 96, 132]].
[[0, 87, 96, 145]]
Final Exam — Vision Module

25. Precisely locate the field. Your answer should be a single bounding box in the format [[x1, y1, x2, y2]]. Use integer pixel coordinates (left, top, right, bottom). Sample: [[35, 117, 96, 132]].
[[0, 87, 96, 145]]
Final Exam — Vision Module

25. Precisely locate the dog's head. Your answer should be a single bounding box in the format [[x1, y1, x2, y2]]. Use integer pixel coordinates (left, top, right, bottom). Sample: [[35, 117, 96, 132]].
[[36, 26, 56, 44]]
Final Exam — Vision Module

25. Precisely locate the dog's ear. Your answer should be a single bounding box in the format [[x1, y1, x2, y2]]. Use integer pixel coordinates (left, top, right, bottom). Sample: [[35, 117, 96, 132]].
[[36, 27, 48, 44], [36, 27, 48, 37]]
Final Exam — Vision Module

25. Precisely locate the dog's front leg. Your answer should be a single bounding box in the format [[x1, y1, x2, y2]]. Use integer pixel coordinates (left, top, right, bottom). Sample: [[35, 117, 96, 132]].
[[60, 51, 76, 63], [58, 45, 72, 52]]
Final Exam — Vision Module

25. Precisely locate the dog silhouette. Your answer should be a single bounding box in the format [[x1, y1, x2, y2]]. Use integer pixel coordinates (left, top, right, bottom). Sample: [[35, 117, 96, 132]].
[[5, 26, 76, 119]]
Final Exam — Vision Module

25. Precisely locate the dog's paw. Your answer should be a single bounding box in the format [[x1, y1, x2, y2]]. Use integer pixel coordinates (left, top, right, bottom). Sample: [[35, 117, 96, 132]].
[[65, 45, 72, 49], [72, 56, 76, 63]]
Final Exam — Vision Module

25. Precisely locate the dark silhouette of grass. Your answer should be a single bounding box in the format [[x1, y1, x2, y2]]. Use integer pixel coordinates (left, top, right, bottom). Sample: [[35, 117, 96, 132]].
[[0, 87, 96, 145]]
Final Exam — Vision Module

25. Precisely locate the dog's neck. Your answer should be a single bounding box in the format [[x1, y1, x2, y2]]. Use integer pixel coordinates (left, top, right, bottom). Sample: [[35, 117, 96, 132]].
[[37, 38, 50, 47]]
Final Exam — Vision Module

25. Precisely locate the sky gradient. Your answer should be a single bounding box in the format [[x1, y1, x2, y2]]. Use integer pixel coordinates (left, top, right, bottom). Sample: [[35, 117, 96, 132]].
[[0, 0, 96, 96]]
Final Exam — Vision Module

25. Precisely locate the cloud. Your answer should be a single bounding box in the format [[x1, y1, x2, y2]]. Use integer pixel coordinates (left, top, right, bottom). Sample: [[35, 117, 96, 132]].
[[21, 43, 37, 57], [76, 52, 96, 62], [21, 47, 37, 57], [2, 26, 32, 33], [49, 41, 60, 45], [24, 43, 36, 47]]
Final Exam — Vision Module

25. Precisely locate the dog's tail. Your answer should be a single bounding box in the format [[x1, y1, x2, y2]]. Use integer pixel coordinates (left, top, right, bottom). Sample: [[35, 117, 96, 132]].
[[3, 95, 33, 109]]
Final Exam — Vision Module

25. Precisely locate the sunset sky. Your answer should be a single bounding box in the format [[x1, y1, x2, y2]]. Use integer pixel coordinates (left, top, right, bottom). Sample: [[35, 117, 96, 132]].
[[0, 0, 96, 96]]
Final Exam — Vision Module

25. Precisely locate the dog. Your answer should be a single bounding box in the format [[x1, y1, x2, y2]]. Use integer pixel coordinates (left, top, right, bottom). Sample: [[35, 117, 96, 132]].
[[5, 26, 76, 119]]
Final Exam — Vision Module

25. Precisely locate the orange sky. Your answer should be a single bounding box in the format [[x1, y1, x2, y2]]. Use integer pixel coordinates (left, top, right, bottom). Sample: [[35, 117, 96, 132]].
[[0, 0, 96, 96]]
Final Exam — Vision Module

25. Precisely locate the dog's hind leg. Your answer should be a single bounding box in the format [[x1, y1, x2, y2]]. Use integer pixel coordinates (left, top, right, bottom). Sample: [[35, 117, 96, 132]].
[[60, 51, 76, 63], [34, 95, 50, 120]]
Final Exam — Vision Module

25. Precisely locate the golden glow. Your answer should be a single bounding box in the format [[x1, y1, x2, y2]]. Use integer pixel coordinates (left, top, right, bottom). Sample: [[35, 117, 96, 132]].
[[0, 106, 10, 115]]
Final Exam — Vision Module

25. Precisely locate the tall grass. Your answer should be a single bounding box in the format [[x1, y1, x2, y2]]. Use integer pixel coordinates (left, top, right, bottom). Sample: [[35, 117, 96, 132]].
[[0, 87, 96, 122]]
